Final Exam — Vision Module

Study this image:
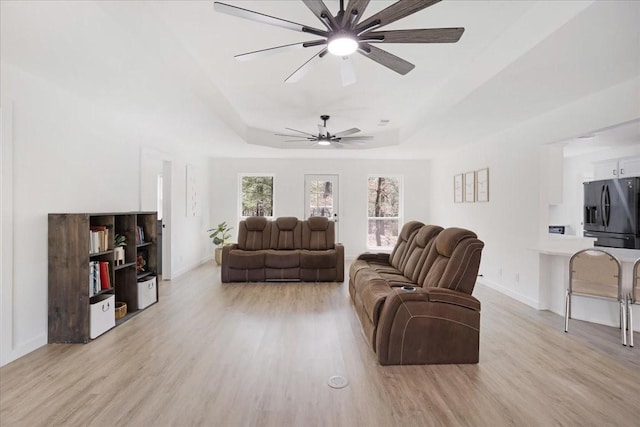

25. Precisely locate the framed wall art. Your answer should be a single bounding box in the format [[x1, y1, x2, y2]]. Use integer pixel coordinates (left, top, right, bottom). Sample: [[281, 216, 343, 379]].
[[476, 168, 489, 202], [454, 174, 463, 203], [464, 171, 475, 203]]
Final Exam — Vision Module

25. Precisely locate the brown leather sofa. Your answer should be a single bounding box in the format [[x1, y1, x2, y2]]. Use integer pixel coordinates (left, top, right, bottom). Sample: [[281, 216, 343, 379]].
[[349, 222, 484, 365], [221, 216, 344, 282]]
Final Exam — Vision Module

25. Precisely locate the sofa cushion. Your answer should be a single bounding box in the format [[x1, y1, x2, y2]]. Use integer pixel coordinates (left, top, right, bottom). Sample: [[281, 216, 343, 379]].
[[264, 250, 299, 268], [402, 225, 443, 282], [245, 216, 268, 231], [300, 250, 337, 269], [389, 221, 424, 270], [237, 217, 271, 250], [271, 217, 301, 250], [421, 227, 484, 294], [227, 250, 266, 269], [361, 278, 393, 326], [302, 217, 335, 250]]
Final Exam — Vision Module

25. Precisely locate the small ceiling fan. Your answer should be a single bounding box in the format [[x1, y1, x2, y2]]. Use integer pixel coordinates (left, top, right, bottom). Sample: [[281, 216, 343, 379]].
[[276, 115, 374, 148], [213, 0, 464, 84]]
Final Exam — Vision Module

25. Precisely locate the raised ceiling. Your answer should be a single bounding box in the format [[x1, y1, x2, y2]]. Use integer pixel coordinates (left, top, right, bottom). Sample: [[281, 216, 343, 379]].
[[1, 1, 638, 158]]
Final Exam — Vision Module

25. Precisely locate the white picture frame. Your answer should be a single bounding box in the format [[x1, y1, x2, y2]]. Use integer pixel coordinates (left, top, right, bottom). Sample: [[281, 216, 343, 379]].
[[454, 174, 463, 203], [476, 168, 489, 202], [464, 171, 475, 203]]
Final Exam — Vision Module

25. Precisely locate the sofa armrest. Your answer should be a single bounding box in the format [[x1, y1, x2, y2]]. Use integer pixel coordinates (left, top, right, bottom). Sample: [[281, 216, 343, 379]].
[[375, 286, 480, 365], [335, 243, 345, 282], [356, 252, 391, 263], [422, 287, 480, 311], [221, 244, 238, 283]]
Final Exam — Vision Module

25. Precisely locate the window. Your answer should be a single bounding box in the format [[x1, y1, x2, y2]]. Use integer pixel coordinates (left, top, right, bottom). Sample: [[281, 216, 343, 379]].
[[240, 175, 274, 217], [367, 176, 402, 249]]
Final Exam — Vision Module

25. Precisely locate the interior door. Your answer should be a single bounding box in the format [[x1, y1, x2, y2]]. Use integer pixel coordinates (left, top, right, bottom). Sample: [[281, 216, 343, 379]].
[[304, 174, 339, 239]]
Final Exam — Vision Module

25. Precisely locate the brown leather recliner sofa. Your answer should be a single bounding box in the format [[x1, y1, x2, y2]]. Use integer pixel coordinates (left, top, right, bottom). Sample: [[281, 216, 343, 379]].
[[221, 216, 344, 282], [349, 222, 484, 365]]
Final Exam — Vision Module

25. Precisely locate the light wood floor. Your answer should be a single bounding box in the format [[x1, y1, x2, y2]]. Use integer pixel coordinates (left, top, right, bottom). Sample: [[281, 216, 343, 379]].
[[1, 262, 639, 427]]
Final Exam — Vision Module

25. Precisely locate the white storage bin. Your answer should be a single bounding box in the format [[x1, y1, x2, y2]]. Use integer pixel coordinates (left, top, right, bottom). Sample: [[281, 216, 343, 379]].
[[90, 294, 115, 339], [137, 276, 157, 310]]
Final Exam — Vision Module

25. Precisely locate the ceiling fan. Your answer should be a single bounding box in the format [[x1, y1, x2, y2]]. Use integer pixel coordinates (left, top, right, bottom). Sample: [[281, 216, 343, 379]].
[[276, 115, 374, 148], [213, 0, 464, 84]]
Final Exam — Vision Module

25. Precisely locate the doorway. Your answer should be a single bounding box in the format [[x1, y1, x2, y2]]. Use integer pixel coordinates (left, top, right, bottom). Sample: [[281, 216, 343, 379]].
[[140, 149, 172, 280], [304, 174, 339, 239]]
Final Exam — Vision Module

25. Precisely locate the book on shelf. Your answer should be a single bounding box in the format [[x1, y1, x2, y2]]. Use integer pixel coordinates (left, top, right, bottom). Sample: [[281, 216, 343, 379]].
[[136, 226, 145, 245], [89, 261, 101, 296], [90, 226, 109, 253], [99, 261, 111, 290]]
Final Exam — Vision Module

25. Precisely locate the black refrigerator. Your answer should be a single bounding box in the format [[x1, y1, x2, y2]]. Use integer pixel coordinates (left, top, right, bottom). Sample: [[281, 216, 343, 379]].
[[583, 177, 640, 249]]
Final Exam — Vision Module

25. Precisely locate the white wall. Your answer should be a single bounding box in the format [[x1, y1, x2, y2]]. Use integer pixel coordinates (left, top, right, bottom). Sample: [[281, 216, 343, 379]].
[[209, 158, 432, 258], [429, 77, 640, 308], [0, 64, 211, 366]]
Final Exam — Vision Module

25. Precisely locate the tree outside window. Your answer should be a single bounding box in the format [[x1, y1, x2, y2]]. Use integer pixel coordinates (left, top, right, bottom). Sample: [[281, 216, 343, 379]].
[[241, 175, 273, 217], [309, 180, 333, 217], [367, 176, 401, 248]]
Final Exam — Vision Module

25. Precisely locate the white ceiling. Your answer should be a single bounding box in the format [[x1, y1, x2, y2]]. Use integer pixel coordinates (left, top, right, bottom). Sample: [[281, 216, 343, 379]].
[[1, 0, 639, 158]]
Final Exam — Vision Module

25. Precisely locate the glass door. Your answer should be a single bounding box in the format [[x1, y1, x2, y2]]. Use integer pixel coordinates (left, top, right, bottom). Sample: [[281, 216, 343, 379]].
[[304, 174, 339, 239]]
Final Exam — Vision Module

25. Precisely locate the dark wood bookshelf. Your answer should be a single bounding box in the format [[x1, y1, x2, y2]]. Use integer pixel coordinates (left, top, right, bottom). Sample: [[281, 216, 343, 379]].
[[48, 211, 158, 343]]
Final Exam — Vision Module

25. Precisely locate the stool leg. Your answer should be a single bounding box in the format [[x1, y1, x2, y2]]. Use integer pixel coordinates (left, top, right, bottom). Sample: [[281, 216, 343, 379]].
[[621, 299, 627, 346], [628, 295, 634, 348], [564, 290, 570, 333]]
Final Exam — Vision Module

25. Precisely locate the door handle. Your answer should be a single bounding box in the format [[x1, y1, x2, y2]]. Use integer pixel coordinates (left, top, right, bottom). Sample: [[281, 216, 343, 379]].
[[620, 168, 625, 175]]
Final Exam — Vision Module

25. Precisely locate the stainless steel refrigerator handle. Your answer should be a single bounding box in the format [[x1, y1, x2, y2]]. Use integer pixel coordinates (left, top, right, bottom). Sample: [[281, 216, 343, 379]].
[[603, 184, 611, 227], [600, 184, 607, 227]]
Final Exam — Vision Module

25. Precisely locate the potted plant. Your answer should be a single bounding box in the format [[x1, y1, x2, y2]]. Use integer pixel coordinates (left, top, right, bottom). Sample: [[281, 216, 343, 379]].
[[208, 222, 233, 265], [114, 234, 126, 265]]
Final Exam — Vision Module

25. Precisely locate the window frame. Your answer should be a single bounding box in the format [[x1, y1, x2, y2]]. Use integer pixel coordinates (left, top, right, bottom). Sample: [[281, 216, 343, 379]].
[[366, 174, 404, 251], [237, 173, 276, 220]]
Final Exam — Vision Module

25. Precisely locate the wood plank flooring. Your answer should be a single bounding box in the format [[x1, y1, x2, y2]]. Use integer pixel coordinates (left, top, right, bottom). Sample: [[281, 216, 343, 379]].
[[1, 261, 639, 426]]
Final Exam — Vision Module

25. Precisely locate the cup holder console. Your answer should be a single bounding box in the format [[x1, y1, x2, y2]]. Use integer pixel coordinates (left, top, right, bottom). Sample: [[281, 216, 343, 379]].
[[401, 285, 416, 292]]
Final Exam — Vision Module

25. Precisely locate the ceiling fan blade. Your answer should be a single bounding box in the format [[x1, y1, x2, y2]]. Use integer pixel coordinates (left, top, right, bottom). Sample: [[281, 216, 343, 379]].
[[333, 127, 360, 137], [340, 56, 357, 87], [285, 48, 327, 83], [358, 43, 414, 75], [276, 133, 313, 138], [235, 40, 326, 61], [332, 142, 345, 149], [284, 128, 317, 137], [214, 2, 328, 37], [340, 136, 374, 141], [362, 28, 465, 44], [356, 0, 441, 33], [302, 0, 338, 30], [283, 139, 314, 143], [340, 140, 366, 145], [342, 0, 371, 28]]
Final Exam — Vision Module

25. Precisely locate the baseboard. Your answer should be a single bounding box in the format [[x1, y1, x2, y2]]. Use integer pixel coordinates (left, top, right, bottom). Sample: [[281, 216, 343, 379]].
[[477, 277, 540, 309], [171, 255, 212, 280], [1, 333, 46, 368]]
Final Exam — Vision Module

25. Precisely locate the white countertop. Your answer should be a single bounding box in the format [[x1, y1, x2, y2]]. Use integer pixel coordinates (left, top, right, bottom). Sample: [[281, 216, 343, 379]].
[[535, 235, 640, 262]]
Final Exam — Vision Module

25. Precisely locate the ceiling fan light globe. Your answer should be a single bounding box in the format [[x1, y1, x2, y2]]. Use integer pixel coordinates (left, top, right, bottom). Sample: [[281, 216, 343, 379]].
[[328, 36, 358, 56], [317, 140, 331, 146]]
